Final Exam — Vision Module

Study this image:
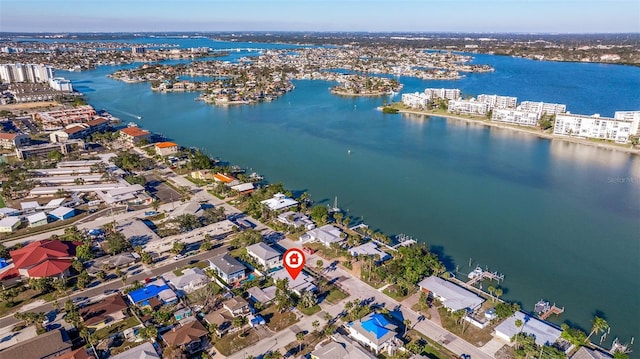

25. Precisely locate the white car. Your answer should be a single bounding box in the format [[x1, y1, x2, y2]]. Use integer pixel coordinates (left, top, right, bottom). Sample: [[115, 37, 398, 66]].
[[174, 254, 185, 260]]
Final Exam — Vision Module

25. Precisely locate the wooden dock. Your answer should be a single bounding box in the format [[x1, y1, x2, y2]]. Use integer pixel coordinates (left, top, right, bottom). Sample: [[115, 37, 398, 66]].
[[539, 304, 565, 320], [466, 270, 505, 286]]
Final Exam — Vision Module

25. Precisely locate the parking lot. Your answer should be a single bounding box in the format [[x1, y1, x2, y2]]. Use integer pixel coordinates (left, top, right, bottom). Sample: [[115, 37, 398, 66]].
[[143, 174, 183, 203]]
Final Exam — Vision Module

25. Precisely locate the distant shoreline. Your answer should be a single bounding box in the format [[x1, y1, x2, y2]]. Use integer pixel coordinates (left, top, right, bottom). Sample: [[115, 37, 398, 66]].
[[382, 107, 640, 155]]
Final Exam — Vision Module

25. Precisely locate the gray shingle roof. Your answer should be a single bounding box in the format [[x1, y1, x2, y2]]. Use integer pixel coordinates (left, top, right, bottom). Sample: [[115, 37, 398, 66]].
[[208, 253, 246, 276]]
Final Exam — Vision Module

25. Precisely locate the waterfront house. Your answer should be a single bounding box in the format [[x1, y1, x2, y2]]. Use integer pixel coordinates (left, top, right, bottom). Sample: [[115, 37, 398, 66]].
[[154, 141, 179, 156], [161, 317, 208, 355], [230, 182, 254, 195], [418, 276, 484, 312], [300, 224, 344, 247], [277, 211, 315, 229], [570, 347, 613, 359], [349, 242, 391, 262], [190, 170, 216, 181], [0, 216, 20, 233], [163, 267, 210, 294], [119, 126, 150, 144], [346, 313, 402, 355], [213, 172, 235, 184], [208, 253, 247, 285], [494, 311, 561, 346], [246, 242, 281, 270], [79, 294, 128, 330], [260, 193, 298, 211]]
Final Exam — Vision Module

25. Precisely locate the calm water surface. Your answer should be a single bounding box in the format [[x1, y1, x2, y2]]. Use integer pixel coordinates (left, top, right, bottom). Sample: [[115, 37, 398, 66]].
[[61, 40, 640, 345]]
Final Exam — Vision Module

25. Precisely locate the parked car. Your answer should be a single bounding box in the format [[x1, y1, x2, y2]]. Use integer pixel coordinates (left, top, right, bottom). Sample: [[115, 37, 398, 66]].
[[104, 289, 119, 295], [303, 247, 316, 254]]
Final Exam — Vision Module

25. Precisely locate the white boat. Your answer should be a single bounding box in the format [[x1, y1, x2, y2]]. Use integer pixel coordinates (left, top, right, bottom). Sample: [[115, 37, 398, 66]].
[[468, 266, 483, 279]]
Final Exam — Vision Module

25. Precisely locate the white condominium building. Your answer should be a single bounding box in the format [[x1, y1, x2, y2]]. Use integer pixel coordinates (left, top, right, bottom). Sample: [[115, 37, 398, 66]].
[[491, 109, 540, 127], [448, 99, 489, 115], [553, 112, 640, 143], [519, 101, 567, 115], [614, 111, 640, 123], [0, 63, 54, 84], [477, 94, 518, 110], [401, 92, 430, 108], [424, 88, 461, 100], [48, 77, 73, 92]]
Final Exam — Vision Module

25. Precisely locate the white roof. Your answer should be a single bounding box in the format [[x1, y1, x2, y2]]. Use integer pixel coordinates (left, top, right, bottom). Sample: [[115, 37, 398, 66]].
[[44, 198, 65, 209], [0, 217, 20, 227], [306, 224, 343, 245], [48, 206, 74, 219], [231, 182, 254, 192], [270, 268, 316, 294], [27, 212, 48, 224], [109, 342, 160, 359], [20, 201, 40, 210], [418, 276, 485, 311], [165, 268, 209, 290], [0, 207, 19, 216], [247, 242, 281, 261], [495, 311, 561, 346], [247, 285, 277, 303], [349, 242, 389, 260], [261, 193, 298, 210]]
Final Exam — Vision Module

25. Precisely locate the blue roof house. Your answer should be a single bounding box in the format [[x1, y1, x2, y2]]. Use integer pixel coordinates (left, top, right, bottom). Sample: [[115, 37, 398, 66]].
[[48, 207, 76, 221], [346, 313, 402, 354], [127, 279, 178, 307]]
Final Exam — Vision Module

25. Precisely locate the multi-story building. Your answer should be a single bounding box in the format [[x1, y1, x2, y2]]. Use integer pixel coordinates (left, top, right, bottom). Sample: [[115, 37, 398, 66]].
[[0, 132, 29, 149], [401, 92, 430, 108], [49, 117, 110, 143], [518, 101, 566, 115], [15, 140, 85, 160], [0, 63, 54, 84], [36, 105, 97, 130], [447, 99, 489, 115], [614, 110, 640, 124], [120, 126, 151, 144], [491, 109, 541, 127], [553, 112, 640, 143], [477, 94, 518, 110], [131, 46, 145, 55], [424, 88, 461, 100], [48, 77, 73, 92]]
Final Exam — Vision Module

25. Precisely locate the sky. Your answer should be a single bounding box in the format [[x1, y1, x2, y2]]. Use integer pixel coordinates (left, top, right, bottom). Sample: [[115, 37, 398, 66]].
[[1, 0, 639, 33]]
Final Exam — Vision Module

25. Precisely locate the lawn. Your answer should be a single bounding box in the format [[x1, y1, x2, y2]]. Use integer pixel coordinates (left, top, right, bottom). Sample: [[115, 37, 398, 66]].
[[382, 285, 415, 302], [406, 329, 458, 359], [297, 304, 321, 316], [437, 307, 494, 347], [214, 329, 260, 356], [0, 195, 5, 208], [93, 316, 141, 340], [172, 261, 209, 276], [324, 286, 348, 305], [261, 305, 299, 332]]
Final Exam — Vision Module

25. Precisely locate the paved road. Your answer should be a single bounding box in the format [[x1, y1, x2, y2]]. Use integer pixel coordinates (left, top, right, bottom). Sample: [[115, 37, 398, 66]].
[[0, 246, 229, 329]]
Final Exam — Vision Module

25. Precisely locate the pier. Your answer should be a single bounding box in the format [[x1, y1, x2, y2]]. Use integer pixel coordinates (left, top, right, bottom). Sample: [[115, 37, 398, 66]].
[[466, 266, 505, 286], [535, 299, 565, 320]]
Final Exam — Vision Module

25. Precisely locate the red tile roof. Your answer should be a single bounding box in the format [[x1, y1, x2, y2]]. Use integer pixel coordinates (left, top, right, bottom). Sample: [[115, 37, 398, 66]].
[[155, 141, 178, 149], [27, 258, 72, 278], [11, 240, 78, 269], [0, 132, 19, 140], [0, 267, 20, 281], [120, 127, 150, 138], [86, 117, 109, 127]]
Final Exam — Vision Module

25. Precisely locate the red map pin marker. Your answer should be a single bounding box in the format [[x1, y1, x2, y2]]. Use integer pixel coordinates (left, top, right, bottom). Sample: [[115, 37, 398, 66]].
[[283, 248, 306, 280]]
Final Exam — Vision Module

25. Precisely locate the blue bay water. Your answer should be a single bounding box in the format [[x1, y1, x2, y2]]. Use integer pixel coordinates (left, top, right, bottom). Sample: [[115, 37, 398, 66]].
[[61, 40, 640, 345]]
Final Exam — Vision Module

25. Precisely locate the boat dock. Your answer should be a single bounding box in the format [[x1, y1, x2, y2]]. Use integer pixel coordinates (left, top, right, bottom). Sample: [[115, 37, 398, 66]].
[[466, 266, 505, 286], [535, 299, 565, 320]]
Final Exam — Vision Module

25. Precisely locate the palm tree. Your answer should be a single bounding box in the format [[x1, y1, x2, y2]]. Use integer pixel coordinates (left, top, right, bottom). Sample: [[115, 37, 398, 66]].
[[494, 287, 503, 301], [586, 316, 609, 343], [312, 320, 320, 332], [296, 331, 305, 354], [403, 319, 412, 338], [487, 285, 496, 301], [514, 318, 524, 346]]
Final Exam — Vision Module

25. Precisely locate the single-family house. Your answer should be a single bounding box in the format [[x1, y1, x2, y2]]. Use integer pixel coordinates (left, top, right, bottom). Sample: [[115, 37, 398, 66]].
[[174, 307, 193, 321], [349, 242, 391, 262], [246, 285, 277, 305], [230, 182, 254, 195], [48, 206, 76, 221], [346, 313, 402, 355], [0, 328, 73, 359], [164, 267, 210, 294], [261, 193, 298, 211], [161, 317, 208, 355], [154, 141, 179, 156], [570, 347, 613, 359], [127, 278, 178, 307], [270, 268, 316, 295], [203, 307, 234, 336], [310, 333, 377, 359], [208, 253, 247, 285], [0, 216, 21, 233], [222, 296, 250, 317], [213, 173, 235, 184], [301, 224, 344, 247], [495, 311, 562, 346], [109, 342, 160, 359], [27, 212, 48, 227], [277, 211, 315, 229], [418, 276, 485, 312], [246, 242, 281, 270], [79, 294, 128, 330]]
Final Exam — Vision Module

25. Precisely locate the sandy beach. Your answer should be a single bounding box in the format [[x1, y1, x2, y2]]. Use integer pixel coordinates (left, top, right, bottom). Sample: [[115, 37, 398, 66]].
[[387, 107, 640, 155]]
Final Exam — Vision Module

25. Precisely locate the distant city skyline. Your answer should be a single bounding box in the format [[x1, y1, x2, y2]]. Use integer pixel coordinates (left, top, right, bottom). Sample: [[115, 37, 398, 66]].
[[1, 0, 639, 33]]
